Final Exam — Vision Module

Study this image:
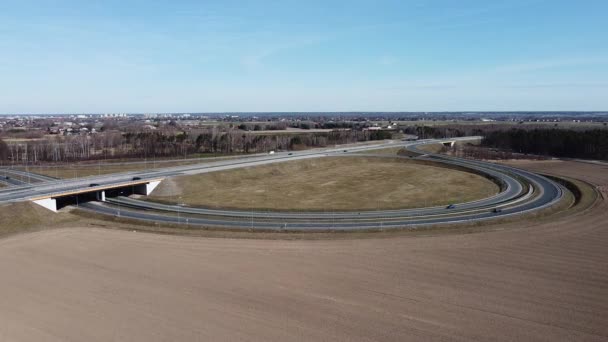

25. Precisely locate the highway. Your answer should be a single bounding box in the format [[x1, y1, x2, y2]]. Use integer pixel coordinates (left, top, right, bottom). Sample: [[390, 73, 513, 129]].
[[0, 141, 418, 202], [0, 137, 564, 230]]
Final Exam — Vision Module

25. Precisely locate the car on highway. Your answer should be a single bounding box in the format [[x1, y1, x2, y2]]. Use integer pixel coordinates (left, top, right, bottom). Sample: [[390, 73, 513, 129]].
[[492, 208, 502, 213], [288, 153, 293, 155], [343, 150, 348, 152], [89, 183, 100, 187], [446, 204, 456, 209], [132, 177, 141, 181]]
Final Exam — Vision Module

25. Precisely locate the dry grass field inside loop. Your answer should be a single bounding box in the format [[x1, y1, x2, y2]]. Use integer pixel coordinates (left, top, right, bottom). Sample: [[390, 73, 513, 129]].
[[149, 156, 499, 211]]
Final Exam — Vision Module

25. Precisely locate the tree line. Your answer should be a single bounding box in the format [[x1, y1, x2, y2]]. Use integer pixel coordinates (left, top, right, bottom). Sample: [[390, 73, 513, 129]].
[[481, 128, 608, 160], [0, 128, 395, 164], [5, 123, 604, 164]]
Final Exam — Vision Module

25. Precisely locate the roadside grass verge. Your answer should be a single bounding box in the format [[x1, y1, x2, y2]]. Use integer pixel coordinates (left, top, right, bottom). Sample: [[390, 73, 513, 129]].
[[15, 160, 207, 179], [0, 202, 84, 239], [354, 147, 405, 155], [416, 143, 446, 154]]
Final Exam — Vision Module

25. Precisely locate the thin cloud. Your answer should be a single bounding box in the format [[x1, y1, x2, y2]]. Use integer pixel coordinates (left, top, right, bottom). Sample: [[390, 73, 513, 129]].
[[240, 35, 328, 68], [491, 57, 608, 74], [501, 82, 608, 89], [379, 56, 398, 66]]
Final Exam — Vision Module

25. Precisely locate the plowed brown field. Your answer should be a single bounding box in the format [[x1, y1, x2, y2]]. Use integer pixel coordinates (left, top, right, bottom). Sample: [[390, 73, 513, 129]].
[[0, 160, 606, 341]]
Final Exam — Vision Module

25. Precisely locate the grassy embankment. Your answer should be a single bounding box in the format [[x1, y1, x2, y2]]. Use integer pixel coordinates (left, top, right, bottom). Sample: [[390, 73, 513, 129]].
[[0, 202, 82, 238]]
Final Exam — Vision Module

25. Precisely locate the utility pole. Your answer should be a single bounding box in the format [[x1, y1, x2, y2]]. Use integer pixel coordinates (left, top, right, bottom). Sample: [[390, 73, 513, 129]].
[[177, 196, 182, 224], [117, 194, 121, 217]]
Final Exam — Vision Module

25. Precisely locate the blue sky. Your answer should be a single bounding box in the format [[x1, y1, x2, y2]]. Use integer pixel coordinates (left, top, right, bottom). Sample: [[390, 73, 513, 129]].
[[1, 0, 607, 113]]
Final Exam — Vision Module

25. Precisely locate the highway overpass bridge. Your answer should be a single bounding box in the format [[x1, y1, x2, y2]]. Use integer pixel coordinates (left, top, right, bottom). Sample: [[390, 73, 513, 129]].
[[29, 179, 162, 212]]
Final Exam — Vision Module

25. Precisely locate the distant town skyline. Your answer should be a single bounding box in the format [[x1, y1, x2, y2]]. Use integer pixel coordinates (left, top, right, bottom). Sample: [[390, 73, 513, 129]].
[[1, 0, 608, 113]]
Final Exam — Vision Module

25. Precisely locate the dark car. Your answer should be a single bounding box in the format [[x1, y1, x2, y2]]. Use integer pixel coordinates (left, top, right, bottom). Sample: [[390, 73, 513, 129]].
[[446, 204, 456, 209], [132, 177, 141, 181], [288, 153, 293, 155], [492, 208, 502, 213], [343, 150, 348, 152], [89, 183, 100, 187]]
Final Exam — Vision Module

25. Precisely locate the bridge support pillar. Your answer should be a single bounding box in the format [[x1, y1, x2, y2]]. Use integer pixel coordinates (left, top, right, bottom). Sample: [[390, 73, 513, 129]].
[[32, 198, 58, 212], [96, 190, 106, 202]]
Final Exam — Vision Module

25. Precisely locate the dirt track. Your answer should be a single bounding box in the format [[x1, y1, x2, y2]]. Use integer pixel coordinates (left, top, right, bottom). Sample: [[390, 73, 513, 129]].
[[0, 160, 607, 341]]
